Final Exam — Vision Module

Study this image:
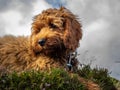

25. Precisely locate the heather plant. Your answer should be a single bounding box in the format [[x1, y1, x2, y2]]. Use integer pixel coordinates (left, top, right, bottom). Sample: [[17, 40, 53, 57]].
[[77, 64, 119, 90], [0, 68, 85, 90]]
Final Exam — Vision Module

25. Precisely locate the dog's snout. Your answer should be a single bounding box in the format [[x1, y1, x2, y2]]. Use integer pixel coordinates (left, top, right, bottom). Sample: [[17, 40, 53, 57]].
[[38, 39, 46, 46]]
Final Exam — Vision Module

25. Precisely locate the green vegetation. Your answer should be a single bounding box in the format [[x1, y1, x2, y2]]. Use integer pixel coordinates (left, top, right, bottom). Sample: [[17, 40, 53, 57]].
[[77, 64, 120, 90], [0, 64, 120, 90], [0, 68, 85, 90]]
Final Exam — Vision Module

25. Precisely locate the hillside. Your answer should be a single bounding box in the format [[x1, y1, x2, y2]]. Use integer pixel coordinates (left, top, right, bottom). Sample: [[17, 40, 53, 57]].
[[0, 64, 120, 90]]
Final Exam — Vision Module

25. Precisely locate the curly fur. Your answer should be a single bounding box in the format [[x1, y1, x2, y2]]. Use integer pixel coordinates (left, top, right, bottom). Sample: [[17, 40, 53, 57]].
[[0, 7, 82, 73]]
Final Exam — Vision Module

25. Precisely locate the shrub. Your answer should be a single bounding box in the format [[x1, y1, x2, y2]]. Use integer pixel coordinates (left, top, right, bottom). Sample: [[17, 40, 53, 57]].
[[77, 64, 119, 90], [0, 68, 85, 90]]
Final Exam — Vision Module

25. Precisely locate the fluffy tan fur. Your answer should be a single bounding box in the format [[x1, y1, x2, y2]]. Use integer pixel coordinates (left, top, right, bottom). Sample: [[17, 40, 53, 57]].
[[0, 7, 82, 73]]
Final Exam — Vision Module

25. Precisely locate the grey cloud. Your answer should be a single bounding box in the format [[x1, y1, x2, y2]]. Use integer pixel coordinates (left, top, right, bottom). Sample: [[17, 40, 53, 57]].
[[0, 20, 6, 36], [0, 0, 35, 17], [14, 0, 35, 17], [0, 0, 11, 12], [0, 0, 36, 36], [63, 0, 120, 79]]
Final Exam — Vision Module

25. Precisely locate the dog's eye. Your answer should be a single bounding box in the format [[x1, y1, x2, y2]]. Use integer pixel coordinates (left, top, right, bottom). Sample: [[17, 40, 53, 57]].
[[34, 29, 40, 34], [50, 23, 58, 29]]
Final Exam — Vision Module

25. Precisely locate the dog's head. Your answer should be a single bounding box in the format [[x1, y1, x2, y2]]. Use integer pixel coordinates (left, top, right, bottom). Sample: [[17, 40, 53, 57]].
[[30, 7, 82, 56]]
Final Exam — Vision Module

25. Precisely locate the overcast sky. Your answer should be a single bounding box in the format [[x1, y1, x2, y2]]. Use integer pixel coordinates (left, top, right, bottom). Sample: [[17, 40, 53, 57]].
[[0, 0, 120, 80]]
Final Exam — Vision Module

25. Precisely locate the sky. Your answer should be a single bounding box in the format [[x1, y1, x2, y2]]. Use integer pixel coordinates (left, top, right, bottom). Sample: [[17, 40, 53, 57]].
[[0, 0, 120, 80]]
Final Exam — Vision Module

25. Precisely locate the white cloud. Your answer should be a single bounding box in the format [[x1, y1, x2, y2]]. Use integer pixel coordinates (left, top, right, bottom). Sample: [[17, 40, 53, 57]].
[[1, 10, 31, 36], [33, 0, 52, 15], [78, 18, 111, 65], [0, 0, 51, 36], [80, 18, 110, 50], [65, 0, 85, 14]]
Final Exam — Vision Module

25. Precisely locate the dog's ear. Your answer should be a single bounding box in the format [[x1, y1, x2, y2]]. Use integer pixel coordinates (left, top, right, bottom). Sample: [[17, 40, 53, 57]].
[[63, 17, 82, 52]]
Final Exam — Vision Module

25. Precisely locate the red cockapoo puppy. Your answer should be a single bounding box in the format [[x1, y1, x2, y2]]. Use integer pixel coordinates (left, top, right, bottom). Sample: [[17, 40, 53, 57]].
[[0, 7, 82, 72]]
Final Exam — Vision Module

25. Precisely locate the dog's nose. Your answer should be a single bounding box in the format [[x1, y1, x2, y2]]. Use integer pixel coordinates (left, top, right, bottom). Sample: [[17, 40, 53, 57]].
[[38, 39, 46, 46]]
